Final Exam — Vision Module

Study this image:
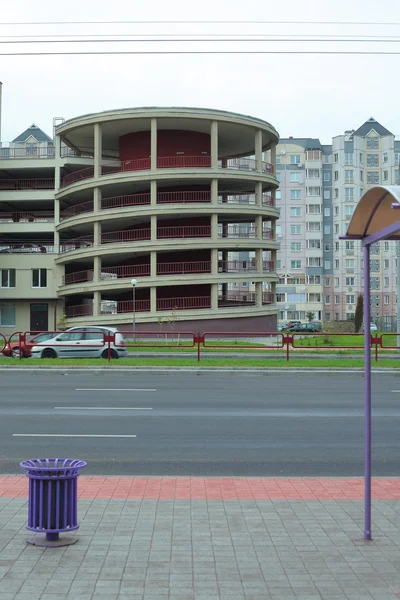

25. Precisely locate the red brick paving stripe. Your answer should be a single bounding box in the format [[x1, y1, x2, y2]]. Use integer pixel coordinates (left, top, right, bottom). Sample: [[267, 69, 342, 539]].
[[1, 476, 400, 500]]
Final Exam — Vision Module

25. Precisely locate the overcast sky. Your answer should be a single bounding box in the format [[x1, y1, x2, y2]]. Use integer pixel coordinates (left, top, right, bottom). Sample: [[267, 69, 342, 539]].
[[1, 0, 399, 144]]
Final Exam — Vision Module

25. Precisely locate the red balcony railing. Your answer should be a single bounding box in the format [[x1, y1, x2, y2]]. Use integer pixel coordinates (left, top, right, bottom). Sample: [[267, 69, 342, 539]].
[[157, 191, 211, 203], [218, 193, 274, 206], [62, 270, 94, 285], [263, 228, 274, 239], [0, 211, 54, 222], [60, 155, 275, 187], [65, 304, 94, 318], [157, 296, 211, 310], [60, 236, 94, 253], [100, 264, 151, 279], [157, 225, 211, 239], [157, 261, 211, 275], [101, 299, 151, 314], [102, 193, 151, 210], [218, 226, 257, 238], [101, 228, 151, 244], [0, 178, 55, 190], [60, 200, 94, 220], [218, 292, 275, 306]]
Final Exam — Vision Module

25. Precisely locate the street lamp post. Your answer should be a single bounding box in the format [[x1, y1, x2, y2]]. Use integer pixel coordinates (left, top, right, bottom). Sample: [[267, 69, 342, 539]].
[[131, 279, 137, 338]]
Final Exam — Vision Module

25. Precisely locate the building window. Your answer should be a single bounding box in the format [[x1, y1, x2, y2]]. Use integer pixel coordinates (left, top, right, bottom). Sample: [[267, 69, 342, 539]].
[[383, 152, 388, 163], [290, 207, 301, 217], [290, 189, 301, 200], [324, 278, 330, 286], [360, 170, 364, 181], [334, 206, 339, 216], [323, 172, 330, 182], [324, 155, 330, 164], [307, 222, 321, 231], [345, 241, 355, 250], [383, 170, 388, 180], [308, 293, 321, 302], [346, 312, 355, 320], [367, 154, 379, 167], [324, 225, 331, 234], [276, 260, 281, 269], [307, 204, 321, 214], [290, 155, 301, 164], [306, 186, 321, 196], [360, 152, 364, 163], [345, 277, 355, 286], [26, 143, 38, 155], [32, 269, 47, 288], [384, 259, 389, 269], [384, 277, 389, 287], [344, 205, 354, 216], [289, 172, 302, 183], [306, 151, 321, 160], [287, 293, 306, 302], [307, 239, 321, 249], [335, 242, 339, 251], [335, 277, 339, 287], [276, 156, 281, 164], [384, 242, 389, 251], [307, 258, 321, 267], [344, 153, 354, 166], [334, 171, 339, 181], [306, 168, 320, 178], [384, 295, 390, 305], [325, 295, 331, 305], [275, 173, 281, 182], [324, 242, 331, 252], [324, 207, 330, 217], [345, 259, 355, 268], [345, 188, 354, 201], [0, 304, 16, 326], [344, 170, 354, 183], [346, 295, 355, 304], [308, 275, 321, 284], [323, 190, 330, 200], [335, 224, 339, 234], [290, 225, 302, 235], [335, 296, 340, 304], [275, 190, 281, 200], [367, 137, 379, 149], [335, 259, 340, 269], [290, 242, 302, 252], [334, 188, 339, 198], [290, 260, 302, 269], [325, 312, 331, 322], [0, 269, 16, 288], [324, 261, 331, 270], [334, 153, 338, 162]]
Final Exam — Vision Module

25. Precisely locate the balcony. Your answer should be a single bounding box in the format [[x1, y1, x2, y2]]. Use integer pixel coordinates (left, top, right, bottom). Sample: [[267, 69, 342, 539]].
[[0, 145, 55, 159], [0, 178, 55, 190], [0, 211, 54, 223], [60, 156, 275, 188], [218, 292, 274, 307], [218, 260, 275, 273], [157, 261, 211, 275], [157, 225, 211, 239], [0, 242, 55, 254], [60, 191, 275, 220]]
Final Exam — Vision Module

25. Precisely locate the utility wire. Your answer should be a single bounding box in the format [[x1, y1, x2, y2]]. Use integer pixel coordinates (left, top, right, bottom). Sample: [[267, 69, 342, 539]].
[[2, 50, 400, 56], [2, 20, 400, 25], [2, 37, 400, 44]]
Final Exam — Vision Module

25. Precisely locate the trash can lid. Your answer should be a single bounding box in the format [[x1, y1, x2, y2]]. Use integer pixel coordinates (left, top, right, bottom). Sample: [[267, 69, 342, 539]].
[[20, 458, 87, 477]]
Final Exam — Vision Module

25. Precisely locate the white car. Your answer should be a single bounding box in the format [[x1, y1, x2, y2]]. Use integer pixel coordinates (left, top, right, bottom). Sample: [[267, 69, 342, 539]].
[[30, 326, 128, 359]]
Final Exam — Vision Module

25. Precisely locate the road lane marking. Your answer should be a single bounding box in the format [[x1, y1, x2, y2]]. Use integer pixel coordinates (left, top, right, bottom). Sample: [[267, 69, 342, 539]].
[[75, 388, 156, 391], [54, 407, 153, 410], [13, 434, 137, 438]]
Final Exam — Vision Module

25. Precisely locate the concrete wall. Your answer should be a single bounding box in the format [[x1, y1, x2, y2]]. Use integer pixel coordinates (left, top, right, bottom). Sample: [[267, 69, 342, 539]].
[[119, 130, 211, 161]]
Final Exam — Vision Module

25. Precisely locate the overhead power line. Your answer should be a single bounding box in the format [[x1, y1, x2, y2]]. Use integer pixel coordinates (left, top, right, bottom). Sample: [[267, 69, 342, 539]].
[[2, 50, 400, 56], [2, 19, 400, 26], [3, 37, 400, 45]]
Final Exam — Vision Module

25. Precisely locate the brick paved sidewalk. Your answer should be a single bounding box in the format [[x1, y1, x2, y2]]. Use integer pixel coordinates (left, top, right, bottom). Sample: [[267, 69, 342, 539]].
[[1, 477, 400, 600]]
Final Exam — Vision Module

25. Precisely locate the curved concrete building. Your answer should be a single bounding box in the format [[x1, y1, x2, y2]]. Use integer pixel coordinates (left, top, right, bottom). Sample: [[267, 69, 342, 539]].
[[55, 107, 279, 331]]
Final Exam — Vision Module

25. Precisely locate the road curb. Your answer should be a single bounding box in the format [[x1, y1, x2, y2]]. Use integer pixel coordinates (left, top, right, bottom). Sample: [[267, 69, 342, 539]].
[[0, 365, 399, 373]]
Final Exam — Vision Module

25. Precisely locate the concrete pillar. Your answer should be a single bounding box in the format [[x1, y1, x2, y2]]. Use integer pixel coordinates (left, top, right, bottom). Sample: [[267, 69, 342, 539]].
[[93, 256, 101, 283], [211, 248, 219, 275], [270, 142, 277, 174], [255, 129, 263, 172], [93, 221, 101, 246], [93, 187, 101, 212], [256, 215, 263, 240], [151, 180, 157, 206], [151, 251, 157, 278], [211, 179, 218, 205], [93, 291, 100, 317], [256, 181, 263, 206], [150, 287, 157, 313], [151, 118, 157, 170], [151, 215, 157, 241], [256, 248, 263, 273], [55, 135, 62, 191], [211, 214, 218, 241], [211, 121, 218, 169], [255, 282, 263, 306], [211, 283, 219, 311], [54, 230, 60, 255], [94, 123, 102, 178], [54, 198, 60, 226]]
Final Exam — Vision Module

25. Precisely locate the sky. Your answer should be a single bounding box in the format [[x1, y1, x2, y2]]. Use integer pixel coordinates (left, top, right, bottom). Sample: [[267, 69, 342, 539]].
[[0, 0, 399, 144]]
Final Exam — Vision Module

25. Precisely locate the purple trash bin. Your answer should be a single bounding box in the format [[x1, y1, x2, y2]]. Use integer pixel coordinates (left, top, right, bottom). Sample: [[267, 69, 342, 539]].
[[20, 458, 87, 547]]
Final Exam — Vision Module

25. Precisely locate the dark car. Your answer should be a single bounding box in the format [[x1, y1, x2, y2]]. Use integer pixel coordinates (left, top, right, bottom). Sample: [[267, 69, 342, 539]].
[[287, 320, 301, 329]]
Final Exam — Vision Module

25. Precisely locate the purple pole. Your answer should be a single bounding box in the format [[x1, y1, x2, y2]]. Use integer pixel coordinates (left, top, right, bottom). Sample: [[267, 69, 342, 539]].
[[363, 243, 372, 540]]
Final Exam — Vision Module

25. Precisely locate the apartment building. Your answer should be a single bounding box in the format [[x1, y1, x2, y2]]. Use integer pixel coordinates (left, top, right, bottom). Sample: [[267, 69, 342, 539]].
[[274, 118, 400, 325], [0, 107, 280, 337]]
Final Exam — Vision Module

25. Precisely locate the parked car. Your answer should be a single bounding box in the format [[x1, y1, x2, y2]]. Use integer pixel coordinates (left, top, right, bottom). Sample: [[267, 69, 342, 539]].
[[287, 320, 302, 329], [362, 323, 378, 332], [1, 332, 56, 358], [30, 326, 127, 359]]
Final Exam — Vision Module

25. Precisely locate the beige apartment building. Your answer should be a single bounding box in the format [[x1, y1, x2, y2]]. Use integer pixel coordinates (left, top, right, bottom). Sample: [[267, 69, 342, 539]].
[[0, 107, 280, 337]]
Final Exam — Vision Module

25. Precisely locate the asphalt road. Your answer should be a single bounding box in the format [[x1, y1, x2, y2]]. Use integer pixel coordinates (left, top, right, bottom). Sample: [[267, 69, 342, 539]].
[[2, 370, 400, 476]]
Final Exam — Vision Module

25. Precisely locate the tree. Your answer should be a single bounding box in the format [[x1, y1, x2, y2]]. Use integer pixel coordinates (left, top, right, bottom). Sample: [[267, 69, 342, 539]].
[[56, 313, 69, 331], [354, 294, 364, 333], [306, 311, 315, 323]]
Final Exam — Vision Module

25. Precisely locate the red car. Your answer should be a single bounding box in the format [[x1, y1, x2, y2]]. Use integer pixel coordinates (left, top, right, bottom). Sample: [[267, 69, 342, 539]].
[[1, 333, 56, 358]]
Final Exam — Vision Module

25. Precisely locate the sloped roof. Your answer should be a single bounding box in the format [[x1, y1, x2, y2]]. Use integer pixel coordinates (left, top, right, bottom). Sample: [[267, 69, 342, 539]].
[[352, 117, 393, 138], [345, 186, 400, 240], [12, 124, 53, 143], [279, 138, 322, 150]]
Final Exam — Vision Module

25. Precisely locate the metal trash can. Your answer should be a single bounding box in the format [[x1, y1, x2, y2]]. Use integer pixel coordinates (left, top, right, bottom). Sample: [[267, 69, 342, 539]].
[[20, 458, 87, 547]]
